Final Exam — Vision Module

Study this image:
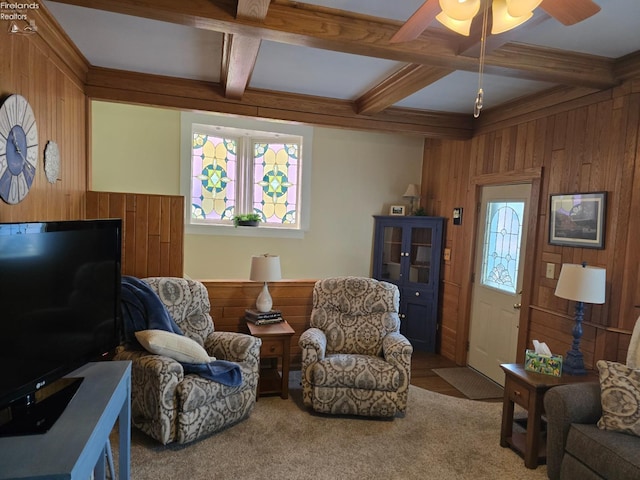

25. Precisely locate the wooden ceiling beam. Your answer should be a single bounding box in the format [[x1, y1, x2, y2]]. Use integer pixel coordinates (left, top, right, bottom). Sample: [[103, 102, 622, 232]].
[[221, 34, 261, 100], [356, 64, 453, 115], [50, 0, 618, 89], [84, 66, 474, 139], [220, 0, 270, 100]]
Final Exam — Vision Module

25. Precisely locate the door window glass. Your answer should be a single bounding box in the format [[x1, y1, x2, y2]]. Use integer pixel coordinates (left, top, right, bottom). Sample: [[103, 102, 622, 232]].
[[481, 201, 524, 294]]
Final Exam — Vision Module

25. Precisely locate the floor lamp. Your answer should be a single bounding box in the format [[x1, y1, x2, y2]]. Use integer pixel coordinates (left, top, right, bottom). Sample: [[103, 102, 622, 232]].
[[554, 263, 606, 375], [250, 254, 281, 313]]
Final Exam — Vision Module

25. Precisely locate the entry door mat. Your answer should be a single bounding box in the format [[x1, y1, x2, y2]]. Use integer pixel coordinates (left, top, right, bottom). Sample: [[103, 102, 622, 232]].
[[432, 367, 504, 400]]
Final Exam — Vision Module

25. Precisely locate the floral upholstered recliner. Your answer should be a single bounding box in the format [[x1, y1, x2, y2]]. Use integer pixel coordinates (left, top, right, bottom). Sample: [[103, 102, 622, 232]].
[[114, 277, 261, 444], [299, 276, 413, 417]]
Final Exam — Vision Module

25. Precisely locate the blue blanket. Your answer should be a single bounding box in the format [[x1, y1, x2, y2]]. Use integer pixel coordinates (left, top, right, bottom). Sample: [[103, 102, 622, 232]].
[[121, 276, 242, 387]]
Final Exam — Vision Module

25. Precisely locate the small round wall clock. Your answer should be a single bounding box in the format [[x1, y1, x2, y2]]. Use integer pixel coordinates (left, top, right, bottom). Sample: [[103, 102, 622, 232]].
[[0, 94, 38, 204], [44, 140, 60, 183]]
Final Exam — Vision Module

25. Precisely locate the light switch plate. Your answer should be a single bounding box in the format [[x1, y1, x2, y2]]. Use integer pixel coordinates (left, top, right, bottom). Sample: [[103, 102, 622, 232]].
[[546, 263, 555, 279]]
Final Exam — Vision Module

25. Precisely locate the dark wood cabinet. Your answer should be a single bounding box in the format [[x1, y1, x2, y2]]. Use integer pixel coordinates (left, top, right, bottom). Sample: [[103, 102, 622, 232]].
[[372, 216, 445, 352]]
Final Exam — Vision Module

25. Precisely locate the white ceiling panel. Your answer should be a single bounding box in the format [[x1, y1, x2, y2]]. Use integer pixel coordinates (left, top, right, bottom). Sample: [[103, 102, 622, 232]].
[[395, 71, 557, 114], [251, 41, 403, 100], [515, 0, 640, 58], [45, 2, 222, 82]]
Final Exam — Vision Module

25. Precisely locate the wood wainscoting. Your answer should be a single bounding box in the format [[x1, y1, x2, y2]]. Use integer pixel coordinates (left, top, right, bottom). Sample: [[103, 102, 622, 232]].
[[202, 280, 315, 368], [86, 191, 184, 278]]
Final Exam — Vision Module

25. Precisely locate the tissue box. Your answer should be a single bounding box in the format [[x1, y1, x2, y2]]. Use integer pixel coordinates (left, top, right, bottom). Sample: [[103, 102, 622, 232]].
[[524, 349, 563, 377]]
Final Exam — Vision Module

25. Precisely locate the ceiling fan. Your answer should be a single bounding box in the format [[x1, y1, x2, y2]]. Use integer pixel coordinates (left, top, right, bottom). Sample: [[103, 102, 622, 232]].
[[390, 0, 602, 42]]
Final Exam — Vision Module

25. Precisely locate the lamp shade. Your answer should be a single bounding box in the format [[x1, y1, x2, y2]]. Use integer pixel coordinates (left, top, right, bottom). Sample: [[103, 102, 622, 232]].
[[439, 0, 481, 21], [554, 264, 606, 304], [436, 11, 474, 36], [492, 0, 533, 34], [250, 254, 282, 283], [403, 183, 420, 198]]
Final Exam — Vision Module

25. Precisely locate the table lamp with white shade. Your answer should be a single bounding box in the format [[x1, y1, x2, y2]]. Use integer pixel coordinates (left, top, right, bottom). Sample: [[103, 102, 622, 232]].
[[250, 254, 281, 312], [554, 262, 606, 375]]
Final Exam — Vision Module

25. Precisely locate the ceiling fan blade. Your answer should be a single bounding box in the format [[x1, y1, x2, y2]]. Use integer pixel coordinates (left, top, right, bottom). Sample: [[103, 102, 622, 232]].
[[390, 0, 441, 43], [540, 0, 601, 26]]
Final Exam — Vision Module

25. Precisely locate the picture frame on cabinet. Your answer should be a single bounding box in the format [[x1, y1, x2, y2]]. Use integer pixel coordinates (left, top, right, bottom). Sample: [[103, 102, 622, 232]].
[[549, 192, 606, 249], [389, 205, 405, 216]]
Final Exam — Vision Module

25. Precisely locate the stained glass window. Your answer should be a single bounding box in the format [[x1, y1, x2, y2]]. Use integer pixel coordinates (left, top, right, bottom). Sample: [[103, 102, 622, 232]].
[[191, 134, 236, 221], [253, 143, 298, 224], [190, 125, 302, 229], [480, 201, 525, 294]]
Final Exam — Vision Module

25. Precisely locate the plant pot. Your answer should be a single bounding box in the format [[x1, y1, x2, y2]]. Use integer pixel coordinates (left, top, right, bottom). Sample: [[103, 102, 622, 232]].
[[237, 220, 259, 227]]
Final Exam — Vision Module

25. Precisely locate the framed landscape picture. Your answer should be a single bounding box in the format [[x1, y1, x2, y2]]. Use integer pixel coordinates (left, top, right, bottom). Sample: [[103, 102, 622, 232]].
[[549, 192, 606, 248]]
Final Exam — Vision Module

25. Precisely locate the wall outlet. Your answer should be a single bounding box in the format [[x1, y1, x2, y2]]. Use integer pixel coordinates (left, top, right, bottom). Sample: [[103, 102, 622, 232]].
[[546, 263, 555, 279]]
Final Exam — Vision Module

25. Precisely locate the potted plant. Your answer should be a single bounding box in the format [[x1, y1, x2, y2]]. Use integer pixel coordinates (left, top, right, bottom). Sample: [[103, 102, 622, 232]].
[[233, 213, 261, 227]]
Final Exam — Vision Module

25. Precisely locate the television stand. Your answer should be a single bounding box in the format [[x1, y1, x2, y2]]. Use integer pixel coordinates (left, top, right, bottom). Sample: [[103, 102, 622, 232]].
[[0, 361, 131, 480], [0, 377, 83, 437]]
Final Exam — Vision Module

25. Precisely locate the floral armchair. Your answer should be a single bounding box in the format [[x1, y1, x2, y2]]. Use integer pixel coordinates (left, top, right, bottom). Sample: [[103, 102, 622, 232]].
[[298, 277, 413, 417], [114, 277, 261, 444]]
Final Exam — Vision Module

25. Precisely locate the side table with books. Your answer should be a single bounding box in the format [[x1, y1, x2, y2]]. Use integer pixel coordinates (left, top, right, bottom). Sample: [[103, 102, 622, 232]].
[[245, 308, 284, 326], [245, 313, 294, 399]]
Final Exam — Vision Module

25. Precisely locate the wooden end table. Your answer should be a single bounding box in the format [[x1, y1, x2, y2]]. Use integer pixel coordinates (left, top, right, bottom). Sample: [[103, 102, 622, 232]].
[[500, 363, 598, 469], [247, 320, 295, 399]]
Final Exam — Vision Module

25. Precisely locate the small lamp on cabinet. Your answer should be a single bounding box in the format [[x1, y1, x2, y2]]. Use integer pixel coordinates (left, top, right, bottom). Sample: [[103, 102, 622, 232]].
[[403, 184, 420, 215]]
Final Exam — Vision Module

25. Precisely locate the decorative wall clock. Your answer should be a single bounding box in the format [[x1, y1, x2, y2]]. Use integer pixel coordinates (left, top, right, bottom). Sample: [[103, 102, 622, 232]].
[[0, 94, 38, 204], [44, 140, 60, 183]]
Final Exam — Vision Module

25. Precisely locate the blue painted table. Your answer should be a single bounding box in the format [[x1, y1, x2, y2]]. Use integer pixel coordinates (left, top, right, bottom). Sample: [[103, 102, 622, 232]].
[[0, 361, 131, 479]]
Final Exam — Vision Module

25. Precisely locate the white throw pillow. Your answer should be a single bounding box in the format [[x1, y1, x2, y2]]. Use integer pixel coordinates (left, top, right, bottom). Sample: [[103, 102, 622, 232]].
[[135, 329, 215, 364]]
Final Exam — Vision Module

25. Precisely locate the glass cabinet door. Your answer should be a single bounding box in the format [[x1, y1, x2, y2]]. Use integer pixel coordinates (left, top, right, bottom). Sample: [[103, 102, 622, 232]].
[[408, 226, 432, 285], [381, 226, 403, 282]]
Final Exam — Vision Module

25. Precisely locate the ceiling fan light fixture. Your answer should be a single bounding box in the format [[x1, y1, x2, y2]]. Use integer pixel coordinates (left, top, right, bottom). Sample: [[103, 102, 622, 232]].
[[439, 0, 481, 21], [436, 11, 474, 36], [491, 0, 533, 34], [505, 0, 543, 18]]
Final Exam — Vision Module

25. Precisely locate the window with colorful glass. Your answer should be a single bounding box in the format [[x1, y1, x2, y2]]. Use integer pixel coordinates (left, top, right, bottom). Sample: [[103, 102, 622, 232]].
[[190, 124, 303, 229], [480, 201, 525, 294]]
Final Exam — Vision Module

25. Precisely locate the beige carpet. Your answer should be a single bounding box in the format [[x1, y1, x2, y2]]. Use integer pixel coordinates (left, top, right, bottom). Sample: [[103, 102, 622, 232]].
[[433, 367, 504, 400], [111, 374, 546, 480]]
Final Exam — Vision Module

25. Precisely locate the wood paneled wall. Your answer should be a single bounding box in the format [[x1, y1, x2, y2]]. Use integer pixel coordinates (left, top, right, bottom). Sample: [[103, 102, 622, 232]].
[[202, 280, 315, 367], [0, 9, 88, 223], [86, 191, 184, 278], [422, 81, 640, 368]]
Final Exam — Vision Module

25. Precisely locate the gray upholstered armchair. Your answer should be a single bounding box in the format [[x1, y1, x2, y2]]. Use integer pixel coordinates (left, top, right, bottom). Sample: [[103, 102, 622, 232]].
[[298, 277, 413, 417], [114, 277, 261, 444]]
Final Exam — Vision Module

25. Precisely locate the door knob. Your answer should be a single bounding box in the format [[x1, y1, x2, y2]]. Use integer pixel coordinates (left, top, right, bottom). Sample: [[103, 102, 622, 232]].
[[513, 303, 521, 310]]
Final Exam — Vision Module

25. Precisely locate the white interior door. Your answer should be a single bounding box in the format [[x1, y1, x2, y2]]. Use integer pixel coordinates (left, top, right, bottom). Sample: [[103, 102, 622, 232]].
[[468, 184, 531, 386]]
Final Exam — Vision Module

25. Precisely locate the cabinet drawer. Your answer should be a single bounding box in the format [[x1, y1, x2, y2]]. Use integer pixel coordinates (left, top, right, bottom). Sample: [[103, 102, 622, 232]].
[[261, 339, 284, 357], [508, 383, 530, 407]]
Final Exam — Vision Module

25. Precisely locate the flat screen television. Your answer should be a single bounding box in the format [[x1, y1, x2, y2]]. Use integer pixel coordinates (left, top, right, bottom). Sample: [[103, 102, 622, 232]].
[[0, 219, 122, 436]]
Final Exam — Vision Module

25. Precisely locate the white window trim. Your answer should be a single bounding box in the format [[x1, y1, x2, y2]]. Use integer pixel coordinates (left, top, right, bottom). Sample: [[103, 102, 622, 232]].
[[180, 112, 313, 238]]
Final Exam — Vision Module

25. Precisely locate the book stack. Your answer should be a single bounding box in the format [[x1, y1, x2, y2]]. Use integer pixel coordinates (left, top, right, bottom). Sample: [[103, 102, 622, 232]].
[[245, 308, 283, 325]]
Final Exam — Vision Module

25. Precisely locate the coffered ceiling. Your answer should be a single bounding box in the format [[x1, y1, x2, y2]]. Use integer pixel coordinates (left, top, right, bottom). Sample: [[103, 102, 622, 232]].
[[42, 0, 640, 137]]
